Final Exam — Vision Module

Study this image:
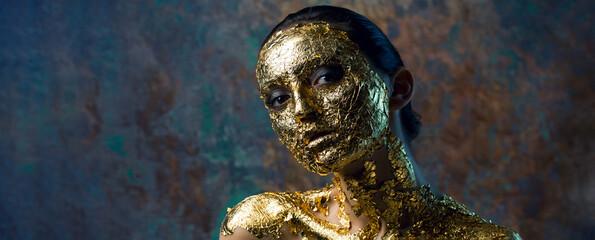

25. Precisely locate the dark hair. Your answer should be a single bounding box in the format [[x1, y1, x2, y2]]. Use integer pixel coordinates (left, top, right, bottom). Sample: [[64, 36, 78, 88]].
[[262, 6, 421, 140]]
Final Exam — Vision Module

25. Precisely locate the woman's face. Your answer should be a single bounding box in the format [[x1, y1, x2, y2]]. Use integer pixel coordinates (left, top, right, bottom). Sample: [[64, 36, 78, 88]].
[[256, 22, 390, 175]]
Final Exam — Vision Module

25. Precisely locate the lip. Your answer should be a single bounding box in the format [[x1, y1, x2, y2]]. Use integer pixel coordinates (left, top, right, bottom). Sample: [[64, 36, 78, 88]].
[[305, 130, 335, 148]]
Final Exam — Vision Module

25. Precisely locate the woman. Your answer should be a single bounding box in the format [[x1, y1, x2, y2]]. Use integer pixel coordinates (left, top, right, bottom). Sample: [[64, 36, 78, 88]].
[[220, 6, 521, 240]]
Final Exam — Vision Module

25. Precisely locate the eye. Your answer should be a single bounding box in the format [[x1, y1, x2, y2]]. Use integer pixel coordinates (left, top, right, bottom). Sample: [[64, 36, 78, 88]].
[[311, 66, 344, 87], [271, 95, 290, 107], [266, 88, 291, 110]]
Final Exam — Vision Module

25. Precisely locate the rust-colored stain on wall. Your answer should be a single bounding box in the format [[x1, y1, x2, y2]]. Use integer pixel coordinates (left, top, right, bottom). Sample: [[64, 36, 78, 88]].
[[0, 1, 593, 240]]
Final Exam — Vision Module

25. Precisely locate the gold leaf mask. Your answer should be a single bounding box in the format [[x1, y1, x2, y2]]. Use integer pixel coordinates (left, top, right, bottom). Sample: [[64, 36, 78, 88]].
[[256, 22, 390, 175]]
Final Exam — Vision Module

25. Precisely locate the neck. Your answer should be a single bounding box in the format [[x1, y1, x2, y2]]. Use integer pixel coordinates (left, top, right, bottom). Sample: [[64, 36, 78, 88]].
[[335, 130, 419, 204], [391, 112, 436, 194], [332, 128, 442, 236]]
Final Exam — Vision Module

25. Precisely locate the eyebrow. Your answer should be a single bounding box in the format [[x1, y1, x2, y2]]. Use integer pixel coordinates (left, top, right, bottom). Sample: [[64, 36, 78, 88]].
[[259, 75, 286, 93], [259, 52, 348, 89], [261, 61, 346, 91]]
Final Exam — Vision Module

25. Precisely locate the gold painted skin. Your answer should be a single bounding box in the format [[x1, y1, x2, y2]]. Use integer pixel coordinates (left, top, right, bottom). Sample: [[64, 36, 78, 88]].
[[255, 22, 390, 175], [221, 22, 522, 239]]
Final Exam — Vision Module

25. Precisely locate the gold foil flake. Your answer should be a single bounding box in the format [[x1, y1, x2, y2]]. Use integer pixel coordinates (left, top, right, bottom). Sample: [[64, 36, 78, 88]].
[[386, 135, 417, 189], [304, 186, 332, 216], [334, 188, 351, 229], [220, 192, 292, 238], [363, 159, 377, 185]]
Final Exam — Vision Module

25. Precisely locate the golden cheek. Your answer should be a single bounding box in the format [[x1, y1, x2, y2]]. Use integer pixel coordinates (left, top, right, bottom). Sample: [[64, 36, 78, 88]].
[[269, 111, 296, 134]]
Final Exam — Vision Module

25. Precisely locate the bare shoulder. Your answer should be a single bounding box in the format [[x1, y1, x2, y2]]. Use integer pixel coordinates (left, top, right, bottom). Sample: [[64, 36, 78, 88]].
[[220, 192, 298, 239], [471, 222, 523, 240], [459, 221, 521, 240], [437, 195, 523, 239]]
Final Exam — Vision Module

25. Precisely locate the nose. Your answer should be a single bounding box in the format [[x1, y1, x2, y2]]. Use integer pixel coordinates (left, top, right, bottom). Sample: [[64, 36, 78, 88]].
[[294, 90, 318, 124]]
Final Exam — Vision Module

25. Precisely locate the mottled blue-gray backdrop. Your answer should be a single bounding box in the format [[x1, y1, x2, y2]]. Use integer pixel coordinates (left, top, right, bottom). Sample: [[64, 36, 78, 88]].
[[1, 0, 593, 240]]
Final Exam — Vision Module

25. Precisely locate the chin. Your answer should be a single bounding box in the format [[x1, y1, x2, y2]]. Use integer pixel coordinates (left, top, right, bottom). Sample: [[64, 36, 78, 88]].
[[301, 162, 338, 175], [297, 144, 368, 175], [294, 152, 341, 175]]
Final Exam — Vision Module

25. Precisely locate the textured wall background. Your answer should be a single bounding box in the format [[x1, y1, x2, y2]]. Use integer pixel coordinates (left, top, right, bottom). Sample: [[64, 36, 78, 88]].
[[1, 0, 593, 239]]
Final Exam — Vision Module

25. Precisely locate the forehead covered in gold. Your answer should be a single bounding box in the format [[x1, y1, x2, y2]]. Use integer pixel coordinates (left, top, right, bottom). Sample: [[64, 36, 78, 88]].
[[257, 22, 362, 89], [256, 22, 390, 174]]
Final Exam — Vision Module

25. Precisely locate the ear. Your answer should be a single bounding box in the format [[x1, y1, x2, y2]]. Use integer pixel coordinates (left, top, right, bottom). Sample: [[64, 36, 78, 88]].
[[388, 67, 415, 111]]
